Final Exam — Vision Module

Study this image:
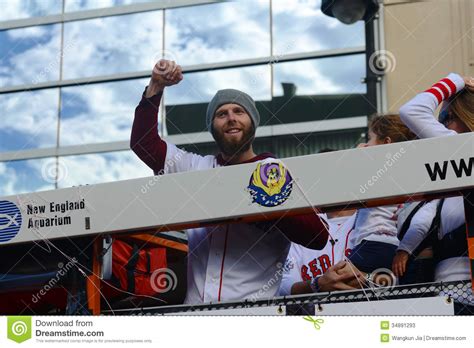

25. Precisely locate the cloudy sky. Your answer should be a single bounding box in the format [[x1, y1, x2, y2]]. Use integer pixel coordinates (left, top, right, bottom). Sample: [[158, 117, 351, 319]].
[[0, 0, 366, 196]]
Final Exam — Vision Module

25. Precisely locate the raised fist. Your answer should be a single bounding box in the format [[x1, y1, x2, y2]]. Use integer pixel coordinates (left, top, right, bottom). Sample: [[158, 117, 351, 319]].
[[151, 59, 183, 87]]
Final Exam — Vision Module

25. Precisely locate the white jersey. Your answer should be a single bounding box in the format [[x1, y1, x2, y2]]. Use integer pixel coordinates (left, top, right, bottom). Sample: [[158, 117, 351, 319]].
[[278, 214, 356, 296], [397, 193, 468, 282], [163, 141, 291, 304], [349, 205, 402, 248], [397, 198, 464, 253]]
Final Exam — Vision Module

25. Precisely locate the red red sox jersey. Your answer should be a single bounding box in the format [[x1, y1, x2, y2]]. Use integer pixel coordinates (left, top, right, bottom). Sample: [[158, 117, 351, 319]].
[[278, 213, 356, 296]]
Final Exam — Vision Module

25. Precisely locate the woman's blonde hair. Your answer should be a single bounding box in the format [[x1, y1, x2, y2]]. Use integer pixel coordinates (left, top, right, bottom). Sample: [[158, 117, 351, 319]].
[[449, 85, 474, 132], [368, 114, 417, 143]]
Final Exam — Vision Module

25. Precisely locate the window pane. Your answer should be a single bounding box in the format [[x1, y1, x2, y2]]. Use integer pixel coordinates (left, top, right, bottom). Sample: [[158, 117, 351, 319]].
[[0, 159, 56, 196], [272, 55, 368, 124], [164, 65, 271, 134], [272, 0, 365, 55], [60, 78, 149, 146], [62, 11, 163, 79], [165, 0, 270, 66], [0, 24, 61, 87], [0, 0, 62, 21], [0, 89, 59, 152], [57, 151, 152, 188], [273, 55, 366, 96], [65, 0, 156, 12]]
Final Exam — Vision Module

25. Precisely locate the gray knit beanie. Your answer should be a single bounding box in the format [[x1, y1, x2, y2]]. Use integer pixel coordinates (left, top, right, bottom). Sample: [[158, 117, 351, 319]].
[[206, 89, 260, 131]]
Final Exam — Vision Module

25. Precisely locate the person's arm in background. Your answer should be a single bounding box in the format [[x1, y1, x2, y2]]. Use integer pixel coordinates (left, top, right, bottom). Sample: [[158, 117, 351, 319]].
[[277, 213, 330, 250], [257, 212, 330, 250], [290, 280, 312, 295], [399, 73, 465, 139], [130, 60, 183, 173], [392, 200, 438, 277]]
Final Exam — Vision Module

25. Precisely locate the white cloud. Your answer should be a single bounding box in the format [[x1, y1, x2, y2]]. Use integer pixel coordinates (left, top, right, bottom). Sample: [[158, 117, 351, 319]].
[[0, 162, 18, 196], [165, 0, 270, 65], [0, 89, 58, 150], [7, 26, 48, 39], [0, 0, 60, 21], [6, 152, 152, 196], [166, 65, 272, 106], [273, 0, 323, 18], [65, 0, 118, 12], [64, 0, 156, 12], [62, 11, 164, 79], [59, 78, 147, 146], [274, 55, 366, 96], [0, 152, 149, 197], [0, 160, 54, 197], [272, 0, 365, 54], [58, 151, 152, 188], [1, 24, 61, 87]]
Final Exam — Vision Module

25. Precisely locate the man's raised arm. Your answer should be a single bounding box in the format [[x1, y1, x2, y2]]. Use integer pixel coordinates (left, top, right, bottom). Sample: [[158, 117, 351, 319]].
[[130, 59, 183, 173]]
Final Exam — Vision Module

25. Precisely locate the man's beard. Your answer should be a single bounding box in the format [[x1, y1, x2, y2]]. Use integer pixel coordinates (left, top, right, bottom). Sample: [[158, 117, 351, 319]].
[[212, 123, 255, 158]]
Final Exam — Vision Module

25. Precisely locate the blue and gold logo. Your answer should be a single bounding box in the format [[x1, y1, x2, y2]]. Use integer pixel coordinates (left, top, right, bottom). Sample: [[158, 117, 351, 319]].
[[247, 160, 293, 207]]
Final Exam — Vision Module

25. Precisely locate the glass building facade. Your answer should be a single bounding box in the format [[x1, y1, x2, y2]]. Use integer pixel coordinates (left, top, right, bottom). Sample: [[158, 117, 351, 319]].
[[0, 0, 369, 196]]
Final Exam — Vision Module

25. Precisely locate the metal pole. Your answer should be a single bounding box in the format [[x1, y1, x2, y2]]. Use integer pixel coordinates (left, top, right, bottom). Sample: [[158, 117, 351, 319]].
[[364, 16, 379, 115]]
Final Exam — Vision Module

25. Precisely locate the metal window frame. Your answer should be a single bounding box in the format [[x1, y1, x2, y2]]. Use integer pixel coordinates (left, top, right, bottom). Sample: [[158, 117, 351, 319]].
[[0, 47, 365, 94], [0, 0, 219, 30], [0, 116, 367, 162]]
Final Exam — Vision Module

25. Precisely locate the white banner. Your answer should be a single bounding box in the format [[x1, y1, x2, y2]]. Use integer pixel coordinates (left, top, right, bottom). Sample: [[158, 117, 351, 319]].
[[0, 315, 472, 347]]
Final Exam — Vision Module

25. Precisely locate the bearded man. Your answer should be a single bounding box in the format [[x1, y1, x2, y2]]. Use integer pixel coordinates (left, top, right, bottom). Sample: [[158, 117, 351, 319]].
[[130, 59, 330, 305]]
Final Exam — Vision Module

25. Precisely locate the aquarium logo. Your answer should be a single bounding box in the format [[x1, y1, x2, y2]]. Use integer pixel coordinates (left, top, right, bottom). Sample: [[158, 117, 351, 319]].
[[0, 200, 22, 243]]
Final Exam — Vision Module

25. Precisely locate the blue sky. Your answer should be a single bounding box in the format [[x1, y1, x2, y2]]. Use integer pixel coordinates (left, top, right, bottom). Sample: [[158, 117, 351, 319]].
[[0, 159, 55, 197], [0, 0, 157, 21], [0, 0, 61, 21], [0, 88, 59, 152]]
